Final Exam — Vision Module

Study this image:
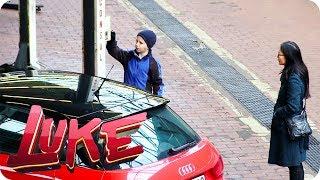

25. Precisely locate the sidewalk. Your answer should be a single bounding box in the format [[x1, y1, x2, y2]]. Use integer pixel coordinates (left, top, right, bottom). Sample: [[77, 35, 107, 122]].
[[161, 0, 320, 131], [106, 1, 295, 178], [0, 0, 318, 179]]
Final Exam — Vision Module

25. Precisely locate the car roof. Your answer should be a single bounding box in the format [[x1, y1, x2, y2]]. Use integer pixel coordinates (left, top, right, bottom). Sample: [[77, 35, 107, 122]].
[[0, 70, 169, 122]]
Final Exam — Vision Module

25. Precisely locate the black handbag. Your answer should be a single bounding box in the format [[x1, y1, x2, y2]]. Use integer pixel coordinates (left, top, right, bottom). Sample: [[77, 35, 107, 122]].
[[285, 99, 312, 140]]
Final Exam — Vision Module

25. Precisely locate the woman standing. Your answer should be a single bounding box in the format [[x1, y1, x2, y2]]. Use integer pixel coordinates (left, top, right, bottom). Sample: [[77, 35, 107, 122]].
[[268, 41, 310, 180]]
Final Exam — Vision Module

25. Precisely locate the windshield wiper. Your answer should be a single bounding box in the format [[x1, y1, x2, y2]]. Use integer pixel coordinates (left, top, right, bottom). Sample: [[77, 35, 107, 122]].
[[168, 140, 197, 155], [94, 65, 114, 102]]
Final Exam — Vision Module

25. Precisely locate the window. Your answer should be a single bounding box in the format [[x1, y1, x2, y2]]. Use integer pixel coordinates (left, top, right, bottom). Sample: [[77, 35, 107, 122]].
[[0, 103, 29, 153]]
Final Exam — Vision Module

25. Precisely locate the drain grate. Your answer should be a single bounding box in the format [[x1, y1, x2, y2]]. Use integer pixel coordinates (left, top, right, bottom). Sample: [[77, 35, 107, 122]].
[[128, 0, 320, 172]]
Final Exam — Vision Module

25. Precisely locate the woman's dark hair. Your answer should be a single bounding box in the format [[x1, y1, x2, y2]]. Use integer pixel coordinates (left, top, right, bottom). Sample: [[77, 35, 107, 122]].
[[280, 41, 310, 98]]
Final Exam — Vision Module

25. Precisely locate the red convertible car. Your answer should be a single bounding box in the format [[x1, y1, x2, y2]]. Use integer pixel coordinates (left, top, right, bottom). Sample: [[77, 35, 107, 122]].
[[0, 70, 223, 179]]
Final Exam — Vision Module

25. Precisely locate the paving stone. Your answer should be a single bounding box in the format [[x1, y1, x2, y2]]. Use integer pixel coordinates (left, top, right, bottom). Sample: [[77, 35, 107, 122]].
[[0, 0, 318, 178]]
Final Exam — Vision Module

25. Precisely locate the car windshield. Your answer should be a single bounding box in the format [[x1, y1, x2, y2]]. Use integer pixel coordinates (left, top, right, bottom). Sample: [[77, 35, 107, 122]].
[[0, 103, 200, 170]]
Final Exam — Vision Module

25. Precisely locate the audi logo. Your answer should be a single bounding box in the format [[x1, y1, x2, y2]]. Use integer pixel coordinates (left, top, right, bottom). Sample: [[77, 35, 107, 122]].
[[178, 163, 196, 176]]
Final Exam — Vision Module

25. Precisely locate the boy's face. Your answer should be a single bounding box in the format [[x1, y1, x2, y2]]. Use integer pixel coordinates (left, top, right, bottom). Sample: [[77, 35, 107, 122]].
[[135, 36, 148, 54]]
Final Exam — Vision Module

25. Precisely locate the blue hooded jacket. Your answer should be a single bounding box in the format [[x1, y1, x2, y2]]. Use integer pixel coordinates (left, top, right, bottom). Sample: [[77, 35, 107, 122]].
[[106, 41, 164, 96]]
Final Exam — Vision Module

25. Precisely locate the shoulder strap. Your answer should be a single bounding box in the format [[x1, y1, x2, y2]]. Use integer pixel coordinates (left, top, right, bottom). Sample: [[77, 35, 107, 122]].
[[303, 98, 306, 110]]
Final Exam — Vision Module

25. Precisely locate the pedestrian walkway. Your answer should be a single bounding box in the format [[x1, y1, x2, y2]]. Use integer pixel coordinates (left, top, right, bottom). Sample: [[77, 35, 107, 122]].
[[160, 0, 320, 131], [0, 0, 318, 179]]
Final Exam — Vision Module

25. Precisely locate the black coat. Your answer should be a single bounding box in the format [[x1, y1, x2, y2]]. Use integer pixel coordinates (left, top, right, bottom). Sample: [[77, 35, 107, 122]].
[[268, 73, 309, 167]]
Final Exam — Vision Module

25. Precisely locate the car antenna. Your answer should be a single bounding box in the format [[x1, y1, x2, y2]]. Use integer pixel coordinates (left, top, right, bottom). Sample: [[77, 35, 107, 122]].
[[94, 64, 114, 102]]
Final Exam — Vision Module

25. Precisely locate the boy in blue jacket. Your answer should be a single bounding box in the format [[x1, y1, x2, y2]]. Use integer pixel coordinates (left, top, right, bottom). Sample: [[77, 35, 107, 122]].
[[106, 30, 164, 96]]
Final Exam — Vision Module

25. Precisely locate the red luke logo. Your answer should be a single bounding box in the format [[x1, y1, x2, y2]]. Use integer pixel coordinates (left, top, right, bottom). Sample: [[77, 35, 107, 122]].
[[7, 105, 145, 171]]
